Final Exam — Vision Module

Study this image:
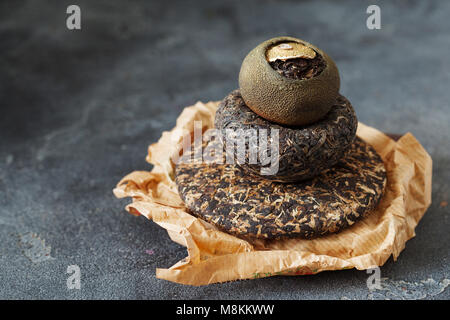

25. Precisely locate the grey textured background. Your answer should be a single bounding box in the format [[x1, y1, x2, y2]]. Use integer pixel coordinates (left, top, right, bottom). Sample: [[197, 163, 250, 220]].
[[0, 0, 449, 299]]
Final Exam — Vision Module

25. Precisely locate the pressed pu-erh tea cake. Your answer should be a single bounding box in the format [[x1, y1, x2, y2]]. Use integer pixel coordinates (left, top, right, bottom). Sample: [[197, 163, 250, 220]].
[[215, 90, 358, 182], [175, 137, 386, 240]]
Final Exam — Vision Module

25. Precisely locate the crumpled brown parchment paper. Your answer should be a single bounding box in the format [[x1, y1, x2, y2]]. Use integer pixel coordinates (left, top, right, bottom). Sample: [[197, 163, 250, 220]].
[[113, 100, 432, 286]]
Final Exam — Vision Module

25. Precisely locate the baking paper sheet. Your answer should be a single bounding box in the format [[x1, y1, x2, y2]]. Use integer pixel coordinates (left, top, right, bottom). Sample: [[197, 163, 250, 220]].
[[113, 100, 432, 286]]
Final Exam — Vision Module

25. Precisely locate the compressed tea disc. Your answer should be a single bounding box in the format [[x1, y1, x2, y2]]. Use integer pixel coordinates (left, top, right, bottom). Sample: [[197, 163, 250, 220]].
[[214, 90, 357, 182], [175, 137, 386, 240]]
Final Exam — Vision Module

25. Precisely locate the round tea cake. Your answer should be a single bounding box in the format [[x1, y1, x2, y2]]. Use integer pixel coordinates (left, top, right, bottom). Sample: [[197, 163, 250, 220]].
[[214, 90, 357, 182], [175, 137, 386, 240]]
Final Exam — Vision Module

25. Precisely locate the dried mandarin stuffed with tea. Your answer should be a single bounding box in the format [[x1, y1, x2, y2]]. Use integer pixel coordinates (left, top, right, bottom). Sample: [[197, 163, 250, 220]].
[[239, 36, 340, 126]]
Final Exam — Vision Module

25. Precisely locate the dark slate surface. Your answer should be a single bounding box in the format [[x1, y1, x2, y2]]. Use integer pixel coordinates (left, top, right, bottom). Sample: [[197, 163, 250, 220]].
[[0, 0, 449, 299]]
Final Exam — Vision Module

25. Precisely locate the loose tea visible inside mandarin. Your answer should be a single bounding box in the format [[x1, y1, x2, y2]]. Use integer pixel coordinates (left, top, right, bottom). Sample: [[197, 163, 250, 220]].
[[239, 36, 340, 126]]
